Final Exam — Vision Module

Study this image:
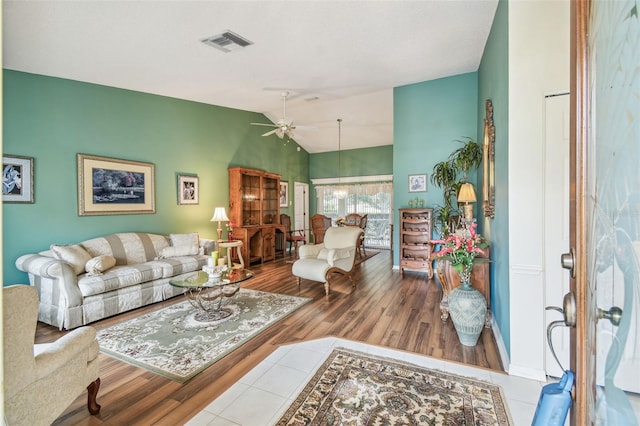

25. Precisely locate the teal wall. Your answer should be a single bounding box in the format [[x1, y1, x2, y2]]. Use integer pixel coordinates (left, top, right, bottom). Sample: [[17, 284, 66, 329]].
[[393, 72, 479, 264], [308, 145, 393, 215], [478, 0, 510, 354], [2, 70, 309, 285]]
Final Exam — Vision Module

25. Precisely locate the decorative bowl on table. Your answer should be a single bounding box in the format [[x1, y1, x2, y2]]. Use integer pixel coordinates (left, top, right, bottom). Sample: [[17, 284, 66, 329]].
[[203, 265, 227, 282]]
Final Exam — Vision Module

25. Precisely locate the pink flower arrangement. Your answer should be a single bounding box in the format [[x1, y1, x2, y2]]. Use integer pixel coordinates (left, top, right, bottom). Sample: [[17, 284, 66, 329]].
[[430, 223, 487, 274]]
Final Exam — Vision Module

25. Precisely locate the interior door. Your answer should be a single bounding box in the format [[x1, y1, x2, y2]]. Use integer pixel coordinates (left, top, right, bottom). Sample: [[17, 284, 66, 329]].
[[544, 93, 571, 379], [571, 0, 640, 424], [294, 182, 309, 239]]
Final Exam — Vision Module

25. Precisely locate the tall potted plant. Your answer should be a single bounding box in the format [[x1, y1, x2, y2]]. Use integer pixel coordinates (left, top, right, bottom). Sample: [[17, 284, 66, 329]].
[[430, 137, 483, 235]]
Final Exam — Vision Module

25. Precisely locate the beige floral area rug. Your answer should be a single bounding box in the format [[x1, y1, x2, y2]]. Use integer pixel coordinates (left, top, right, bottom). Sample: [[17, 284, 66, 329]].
[[277, 348, 512, 425], [96, 289, 311, 382]]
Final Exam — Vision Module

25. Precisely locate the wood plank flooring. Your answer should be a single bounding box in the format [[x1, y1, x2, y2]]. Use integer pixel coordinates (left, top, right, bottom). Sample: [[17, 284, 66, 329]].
[[36, 250, 504, 425]]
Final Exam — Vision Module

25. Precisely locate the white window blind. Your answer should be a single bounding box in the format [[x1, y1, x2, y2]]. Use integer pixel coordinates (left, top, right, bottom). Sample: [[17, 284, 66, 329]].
[[316, 182, 393, 249]]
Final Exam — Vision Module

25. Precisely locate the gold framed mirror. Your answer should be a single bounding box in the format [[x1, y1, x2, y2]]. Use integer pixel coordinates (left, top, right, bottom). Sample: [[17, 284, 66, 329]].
[[482, 99, 495, 219]]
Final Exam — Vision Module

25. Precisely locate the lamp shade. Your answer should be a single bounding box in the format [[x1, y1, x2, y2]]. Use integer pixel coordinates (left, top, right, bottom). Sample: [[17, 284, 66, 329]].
[[211, 207, 230, 222], [457, 183, 477, 203]]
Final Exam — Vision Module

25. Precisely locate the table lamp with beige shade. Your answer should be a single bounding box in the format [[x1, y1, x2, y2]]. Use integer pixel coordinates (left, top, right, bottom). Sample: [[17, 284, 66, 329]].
[[211, 207, 230, 242], [457, 183, 477, 220]]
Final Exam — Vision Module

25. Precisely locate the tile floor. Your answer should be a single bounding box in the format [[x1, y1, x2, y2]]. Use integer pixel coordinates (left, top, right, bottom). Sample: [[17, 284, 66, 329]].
[[186, 337, 547, 425]]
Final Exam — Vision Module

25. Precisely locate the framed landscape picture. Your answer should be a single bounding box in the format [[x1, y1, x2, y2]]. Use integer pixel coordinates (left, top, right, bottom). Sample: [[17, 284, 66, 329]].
[[408, 174, 427, 192], [178, 175, 199, 205], [2, 155, 34, 203], [77, 154, 155, 216]]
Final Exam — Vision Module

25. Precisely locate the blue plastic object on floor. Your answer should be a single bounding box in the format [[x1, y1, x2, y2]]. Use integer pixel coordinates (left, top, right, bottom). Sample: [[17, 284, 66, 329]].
[[532, 370, 574, 426]]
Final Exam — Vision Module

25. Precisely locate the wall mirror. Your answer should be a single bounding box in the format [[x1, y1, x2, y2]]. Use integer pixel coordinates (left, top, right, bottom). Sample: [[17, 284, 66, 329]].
[[483, 99, 495, 218]]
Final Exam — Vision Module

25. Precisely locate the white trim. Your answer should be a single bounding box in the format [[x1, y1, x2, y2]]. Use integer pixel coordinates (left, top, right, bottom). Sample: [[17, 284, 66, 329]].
[[311, 174, 393, 185], [508, 363, 547, 382], [491, 315, 511, 374], [510, 263, 544, 275]]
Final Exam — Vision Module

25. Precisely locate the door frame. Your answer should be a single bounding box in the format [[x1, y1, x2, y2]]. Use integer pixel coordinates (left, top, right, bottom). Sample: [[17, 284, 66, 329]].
[[570, 0, 595, 423], [294, 182, 309, 241]]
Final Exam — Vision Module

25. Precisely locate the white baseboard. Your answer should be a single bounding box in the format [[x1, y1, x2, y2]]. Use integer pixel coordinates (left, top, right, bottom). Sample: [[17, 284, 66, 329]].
[[491, 316, 546, 381], [508, 364, 547, 382], [491, 315, 510, 373]]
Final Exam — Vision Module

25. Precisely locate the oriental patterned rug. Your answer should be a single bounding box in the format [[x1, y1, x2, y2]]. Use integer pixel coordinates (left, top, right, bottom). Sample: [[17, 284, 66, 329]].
[[96, 289, 311, 382], [277, 348, 512, 425]]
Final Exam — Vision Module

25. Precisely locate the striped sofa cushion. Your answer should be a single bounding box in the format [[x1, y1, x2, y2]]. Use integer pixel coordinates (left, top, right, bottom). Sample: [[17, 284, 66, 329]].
[[81, 233, 170, 265]]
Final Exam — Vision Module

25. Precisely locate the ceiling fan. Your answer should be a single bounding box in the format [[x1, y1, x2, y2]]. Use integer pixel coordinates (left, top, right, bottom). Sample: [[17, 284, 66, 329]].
[[251, 91, 298, 139]]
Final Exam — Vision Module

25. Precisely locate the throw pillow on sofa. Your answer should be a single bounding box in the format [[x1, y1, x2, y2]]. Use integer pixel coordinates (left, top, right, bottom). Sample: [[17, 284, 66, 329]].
[[50, 244, 93, 275], [159, 232, 200, 258], [85, 255, 117, 276]]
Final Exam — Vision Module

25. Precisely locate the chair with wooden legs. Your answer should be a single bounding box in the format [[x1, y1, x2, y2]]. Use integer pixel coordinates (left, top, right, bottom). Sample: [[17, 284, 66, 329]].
[[280, 214, 306, 257], [291, 226, 364, 296]]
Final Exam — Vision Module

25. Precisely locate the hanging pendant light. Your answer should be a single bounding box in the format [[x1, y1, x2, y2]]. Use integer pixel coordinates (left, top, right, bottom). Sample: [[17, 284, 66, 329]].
[[335, 118, 347, 199]]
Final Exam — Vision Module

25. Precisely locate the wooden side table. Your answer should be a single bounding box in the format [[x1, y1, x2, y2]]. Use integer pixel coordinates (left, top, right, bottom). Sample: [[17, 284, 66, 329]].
[[219, 240, 244, 269]]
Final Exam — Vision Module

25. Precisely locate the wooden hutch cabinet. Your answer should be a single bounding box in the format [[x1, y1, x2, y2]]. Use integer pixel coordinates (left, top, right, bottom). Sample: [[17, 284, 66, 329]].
[[228, 167, 284, 265], [399, 208, 434, 279]]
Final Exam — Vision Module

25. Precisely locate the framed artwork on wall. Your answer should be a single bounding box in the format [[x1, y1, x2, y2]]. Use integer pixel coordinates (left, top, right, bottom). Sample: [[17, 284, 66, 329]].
[[178, 175, 199, 205], [2, 154, 34, 203], [408, 174, 427, 192], [77, 154, 155, 216], [280, 181, 289, 207]]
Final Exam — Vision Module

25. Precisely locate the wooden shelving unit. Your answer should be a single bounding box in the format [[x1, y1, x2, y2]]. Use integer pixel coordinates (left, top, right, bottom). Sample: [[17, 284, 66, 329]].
[[229, 167, 284, 265], [399, 208, 433, 278]]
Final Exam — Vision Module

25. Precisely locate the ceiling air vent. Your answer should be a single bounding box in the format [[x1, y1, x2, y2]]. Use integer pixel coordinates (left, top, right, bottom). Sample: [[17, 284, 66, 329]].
[[201, 31, 253, 53]]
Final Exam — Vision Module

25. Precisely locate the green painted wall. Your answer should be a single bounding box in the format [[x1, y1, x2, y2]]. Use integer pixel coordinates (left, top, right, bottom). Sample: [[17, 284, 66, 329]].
[[2, 70, 309, 285], [308, 145, 393, 214], [309, 145, 393, 179], [393, 72, 479, 264], [478, 0, 510, 354]]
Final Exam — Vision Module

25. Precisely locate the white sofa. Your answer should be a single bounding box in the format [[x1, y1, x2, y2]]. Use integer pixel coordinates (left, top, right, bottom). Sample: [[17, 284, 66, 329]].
[[16, 232, 214, 330]]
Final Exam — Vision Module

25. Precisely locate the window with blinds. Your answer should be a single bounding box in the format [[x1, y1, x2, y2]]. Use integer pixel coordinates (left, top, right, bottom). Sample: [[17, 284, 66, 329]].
[[316, 182, 393, 249]]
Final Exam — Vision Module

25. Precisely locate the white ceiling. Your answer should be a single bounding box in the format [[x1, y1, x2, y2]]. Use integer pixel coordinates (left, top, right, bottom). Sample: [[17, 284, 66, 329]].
[[2, 1, 498, 153]]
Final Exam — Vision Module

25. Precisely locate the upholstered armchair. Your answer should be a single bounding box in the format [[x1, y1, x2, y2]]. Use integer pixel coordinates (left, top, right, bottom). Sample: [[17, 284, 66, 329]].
[[3, 285, 101, 426], [291, 226, 363, 295]]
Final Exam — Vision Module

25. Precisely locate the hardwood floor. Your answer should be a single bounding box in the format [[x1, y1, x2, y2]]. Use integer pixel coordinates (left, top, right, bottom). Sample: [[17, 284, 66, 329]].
[[37, 250, 504, 425]]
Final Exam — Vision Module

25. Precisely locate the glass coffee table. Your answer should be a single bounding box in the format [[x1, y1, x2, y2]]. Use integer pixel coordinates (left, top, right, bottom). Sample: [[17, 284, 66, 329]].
[[170, 268, 254, 321]]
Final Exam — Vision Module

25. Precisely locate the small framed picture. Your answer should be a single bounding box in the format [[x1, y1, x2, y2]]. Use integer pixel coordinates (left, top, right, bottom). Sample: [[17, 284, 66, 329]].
[[178, 175, 199, 205], [280, 181, 289, 207], [408, 174, 427, 192], [2, 155, 34, 203]]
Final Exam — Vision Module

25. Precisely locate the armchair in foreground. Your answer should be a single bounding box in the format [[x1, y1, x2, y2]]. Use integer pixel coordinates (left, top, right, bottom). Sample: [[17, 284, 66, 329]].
[[3, 285, 101, 426], [291, 226, 363, 296]]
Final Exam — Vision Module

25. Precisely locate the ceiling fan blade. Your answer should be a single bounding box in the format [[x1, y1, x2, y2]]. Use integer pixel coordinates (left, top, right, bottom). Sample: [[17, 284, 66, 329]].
[[251, 122, 277, 128], [262, 129, 279, 137]]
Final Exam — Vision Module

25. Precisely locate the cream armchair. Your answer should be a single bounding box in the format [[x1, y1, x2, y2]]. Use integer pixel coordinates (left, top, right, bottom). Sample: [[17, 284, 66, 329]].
[[3, 285, 101, 426], [291, 226, 364, 295]]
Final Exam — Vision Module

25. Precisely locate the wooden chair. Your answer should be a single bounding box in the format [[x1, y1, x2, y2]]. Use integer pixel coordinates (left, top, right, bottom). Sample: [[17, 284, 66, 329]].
[[311, 214, 332, 244], [345, 213, 362, 227], [280, 214, 306, 257], [358, 214, 368, 257], [344, 213, 367, 257]]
